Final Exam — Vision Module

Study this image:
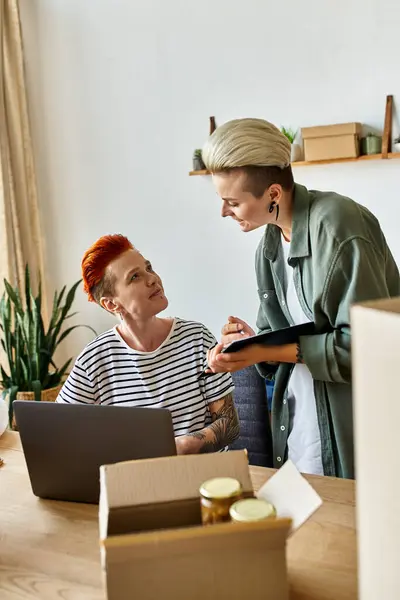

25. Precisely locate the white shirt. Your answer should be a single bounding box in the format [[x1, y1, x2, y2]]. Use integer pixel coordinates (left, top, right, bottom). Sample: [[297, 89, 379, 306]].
[[57, 318, 234, 437], [281, 238, 324, 475]]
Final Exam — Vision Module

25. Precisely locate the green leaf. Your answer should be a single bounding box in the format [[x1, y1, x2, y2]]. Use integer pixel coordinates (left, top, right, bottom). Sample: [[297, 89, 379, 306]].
[[8, 385, 19, 428], [19, 356, 29, 387], [4, 279, 23, 316], [49, 280, 82, 354], [57, 324, 97, 347], [30, 295, 41, 381], [36, 275, 42, 316], [31, 380, 42, 402], [15, 312, 33, 384], [56, 285, 66, 310], [45, 370, 64, 389], [1, 365, 11, 388], [24, 264, 31, 316], [55, 357, 72, 382], [280, 126, 297, 144], [64, 311, 79, 320], [38, 347, 56, 369], [46, 290, 61, 343]]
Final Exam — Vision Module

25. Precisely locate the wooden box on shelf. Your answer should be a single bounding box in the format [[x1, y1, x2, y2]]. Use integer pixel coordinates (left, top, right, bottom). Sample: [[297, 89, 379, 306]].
[[301, 122, 362, 162]]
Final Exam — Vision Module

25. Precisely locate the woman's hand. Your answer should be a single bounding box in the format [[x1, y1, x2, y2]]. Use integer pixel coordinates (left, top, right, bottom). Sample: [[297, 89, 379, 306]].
[[221, 316, 255, 346], [206, 342, 297, 374], [206, 344, 266, 374]]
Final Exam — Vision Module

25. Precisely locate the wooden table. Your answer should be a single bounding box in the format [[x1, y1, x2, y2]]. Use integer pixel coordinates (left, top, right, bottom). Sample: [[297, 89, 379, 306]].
[[0, 431, 357, 600]]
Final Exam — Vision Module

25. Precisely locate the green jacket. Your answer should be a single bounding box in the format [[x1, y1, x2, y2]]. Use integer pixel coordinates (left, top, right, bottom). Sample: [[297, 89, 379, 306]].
[[255, 184, 399, 478]]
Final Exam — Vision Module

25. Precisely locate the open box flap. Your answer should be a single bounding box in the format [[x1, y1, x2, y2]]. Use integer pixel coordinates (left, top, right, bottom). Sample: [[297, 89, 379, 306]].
[[100, 449, 252, 508], [99, 450, 253, 540]]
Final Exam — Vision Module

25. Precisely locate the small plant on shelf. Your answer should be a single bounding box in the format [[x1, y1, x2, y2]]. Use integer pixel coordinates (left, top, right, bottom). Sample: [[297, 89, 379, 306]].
[[281, 126, 302, 162], [192, 149, 206, 172], [281, 127, 297, 144]]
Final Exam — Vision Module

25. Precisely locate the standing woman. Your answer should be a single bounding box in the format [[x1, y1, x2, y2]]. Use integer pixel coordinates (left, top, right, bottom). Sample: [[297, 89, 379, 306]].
[[202, 118, 399, 478]]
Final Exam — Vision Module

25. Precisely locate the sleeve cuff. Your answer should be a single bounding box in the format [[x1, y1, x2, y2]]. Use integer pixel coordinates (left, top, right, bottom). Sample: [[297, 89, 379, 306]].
[[255, 362, 277, 380], [300, 333, 337, 382]]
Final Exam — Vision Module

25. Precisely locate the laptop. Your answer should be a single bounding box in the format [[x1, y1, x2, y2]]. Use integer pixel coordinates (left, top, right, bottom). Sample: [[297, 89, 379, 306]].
[[13, 401, 177, 504]]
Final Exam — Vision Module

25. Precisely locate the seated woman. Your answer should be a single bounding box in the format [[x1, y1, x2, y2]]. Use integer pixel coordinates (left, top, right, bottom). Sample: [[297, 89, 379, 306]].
[[56, 234, 238, 454]]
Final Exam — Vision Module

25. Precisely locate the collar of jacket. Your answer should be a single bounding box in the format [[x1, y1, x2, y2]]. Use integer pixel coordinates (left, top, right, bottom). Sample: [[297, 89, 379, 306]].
[[263, 183, 311, 262]]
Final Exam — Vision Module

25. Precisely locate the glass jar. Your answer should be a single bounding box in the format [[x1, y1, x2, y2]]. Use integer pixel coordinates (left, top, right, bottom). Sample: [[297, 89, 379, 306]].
[[199, 477, 243, 525], [229, 498, 276, 523]]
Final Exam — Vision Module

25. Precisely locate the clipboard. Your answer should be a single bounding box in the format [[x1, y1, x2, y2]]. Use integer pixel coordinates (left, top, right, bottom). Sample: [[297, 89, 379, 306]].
[[221, 322, 317, 354]]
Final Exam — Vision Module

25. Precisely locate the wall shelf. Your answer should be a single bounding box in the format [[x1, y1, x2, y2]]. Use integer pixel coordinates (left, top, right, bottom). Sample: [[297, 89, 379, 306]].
[[189, 152, 400, 176], [290, 152, 400, 167], [189, 169, 211, 176]]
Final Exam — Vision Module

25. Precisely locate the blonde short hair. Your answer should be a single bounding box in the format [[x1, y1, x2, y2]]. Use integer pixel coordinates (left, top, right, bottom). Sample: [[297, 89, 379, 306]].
[[202, 118, 291, 172]]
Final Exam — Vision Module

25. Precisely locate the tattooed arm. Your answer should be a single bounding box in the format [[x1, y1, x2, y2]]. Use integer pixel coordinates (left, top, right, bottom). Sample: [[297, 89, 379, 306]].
[[175, 393, 240, 455]]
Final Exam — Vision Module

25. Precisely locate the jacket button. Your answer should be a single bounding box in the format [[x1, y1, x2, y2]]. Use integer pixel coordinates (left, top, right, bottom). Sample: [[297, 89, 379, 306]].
[[263, 293, 268, 299]]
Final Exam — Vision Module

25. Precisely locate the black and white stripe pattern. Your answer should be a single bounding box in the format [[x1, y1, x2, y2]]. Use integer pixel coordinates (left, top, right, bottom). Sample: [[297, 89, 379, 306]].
[[57, 318, 234, 436]]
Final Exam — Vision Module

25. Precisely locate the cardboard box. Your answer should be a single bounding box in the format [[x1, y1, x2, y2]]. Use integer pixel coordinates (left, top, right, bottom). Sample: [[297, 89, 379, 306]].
[[352, 298, 400, 600], [99, 451, 291, 600], [301, 122, 362, 161], [99, 452, 322, 600]]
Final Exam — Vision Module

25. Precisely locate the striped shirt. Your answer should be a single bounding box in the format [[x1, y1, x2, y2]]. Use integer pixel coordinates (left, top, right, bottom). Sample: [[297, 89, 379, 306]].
[[56, 318, 234, 437]]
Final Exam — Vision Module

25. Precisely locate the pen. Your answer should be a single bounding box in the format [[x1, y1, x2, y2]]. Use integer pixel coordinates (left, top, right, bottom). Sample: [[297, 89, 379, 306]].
[[198, 368, 217, 379]]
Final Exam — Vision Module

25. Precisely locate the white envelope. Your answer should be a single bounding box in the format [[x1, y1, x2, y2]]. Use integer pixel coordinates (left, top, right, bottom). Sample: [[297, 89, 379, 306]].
[[256, 460, 323, 533]]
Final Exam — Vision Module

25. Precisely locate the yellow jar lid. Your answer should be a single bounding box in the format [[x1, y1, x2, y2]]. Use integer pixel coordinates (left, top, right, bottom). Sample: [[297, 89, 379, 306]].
[[229, 498, 276, 522], [199, 477, 242, 499]]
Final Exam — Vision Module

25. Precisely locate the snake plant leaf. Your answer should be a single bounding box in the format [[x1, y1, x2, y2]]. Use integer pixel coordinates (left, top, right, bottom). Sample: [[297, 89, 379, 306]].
[[31, 380, 42, 402], [55, 358, 72, 383], [25, 264, 31, 317], [1, 266, 96, 408], [1, 366, 11, 388], [35, 275, 42, 316], [19, 356, 29, 387], [4, 279, 23, 316], [50, 280, 82, 353], [7, 385, 19, 428], [57, 324, 97, 347]]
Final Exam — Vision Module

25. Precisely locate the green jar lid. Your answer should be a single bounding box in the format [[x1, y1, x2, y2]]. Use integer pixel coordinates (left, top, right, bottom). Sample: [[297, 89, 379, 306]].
[[229, 498, 276, 522], [199, 477, 242, 500]]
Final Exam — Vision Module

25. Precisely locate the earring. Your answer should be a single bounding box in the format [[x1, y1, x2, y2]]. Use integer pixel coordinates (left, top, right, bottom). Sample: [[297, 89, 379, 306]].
[[268, 201, 280, 221]]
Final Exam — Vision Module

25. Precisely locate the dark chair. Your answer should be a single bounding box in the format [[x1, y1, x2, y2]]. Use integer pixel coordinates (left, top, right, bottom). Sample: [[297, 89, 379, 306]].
[[229, 366, 273, 467]]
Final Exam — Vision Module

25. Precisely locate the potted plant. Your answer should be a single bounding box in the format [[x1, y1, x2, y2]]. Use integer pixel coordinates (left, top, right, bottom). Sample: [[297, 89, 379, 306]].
[[0, 266, 96, 429], [281, 127, 302, 163], [192, 149, 206, 171], [360, 132, 382, 155], [393, 134, 400, 153]]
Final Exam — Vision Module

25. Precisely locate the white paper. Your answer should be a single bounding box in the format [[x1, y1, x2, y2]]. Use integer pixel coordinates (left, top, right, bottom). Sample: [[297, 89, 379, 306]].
[[256, 460, 322, 534]]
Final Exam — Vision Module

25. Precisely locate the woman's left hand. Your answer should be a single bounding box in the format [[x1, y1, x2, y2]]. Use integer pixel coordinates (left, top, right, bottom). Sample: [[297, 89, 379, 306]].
[[206, 343, 266, 373]]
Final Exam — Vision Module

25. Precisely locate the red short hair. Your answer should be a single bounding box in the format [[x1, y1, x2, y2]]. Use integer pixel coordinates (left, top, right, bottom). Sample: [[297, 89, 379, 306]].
[[81, 234, 134, 303]]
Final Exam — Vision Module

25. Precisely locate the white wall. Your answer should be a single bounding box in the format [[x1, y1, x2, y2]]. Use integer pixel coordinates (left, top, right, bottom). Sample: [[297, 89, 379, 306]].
[[19, 0, 400, 362]]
